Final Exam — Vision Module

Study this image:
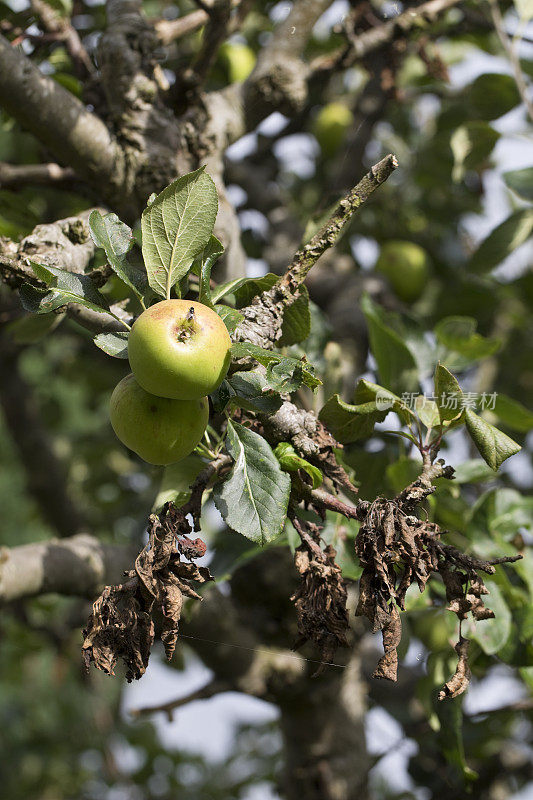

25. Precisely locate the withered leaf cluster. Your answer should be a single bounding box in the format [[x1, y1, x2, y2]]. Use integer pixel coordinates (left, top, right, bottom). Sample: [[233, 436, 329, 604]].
[[290, 519, 349, 674], [82, 503, 213, 681], [354, 496, 520, 693]]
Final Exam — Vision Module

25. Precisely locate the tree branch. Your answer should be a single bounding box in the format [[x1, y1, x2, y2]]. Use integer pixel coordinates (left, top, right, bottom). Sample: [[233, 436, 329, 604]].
[[155, 9, 209, 45], [234, 154, 398, 349], [313, 0, 465, 72], [30, 0, 94, 76], [0, 211, 133, 334], [488, 0, 533, 123], [242, 0, 331, 126], [0, 161, 76, 188], [0, 534, 135, 603], [129, 678, 232, 720], [0, 34, 126, 204], [176, 0, 232, 99], [0, 342, 87, 538], [280, 154, 398, 291]]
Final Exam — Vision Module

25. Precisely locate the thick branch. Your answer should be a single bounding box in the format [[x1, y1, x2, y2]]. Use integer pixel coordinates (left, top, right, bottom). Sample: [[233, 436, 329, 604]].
[[0, 534, 135, 603], [242, 0, 331, 126], [0, 34, 125, 201], [0, 343, 86, 538], [0, 212, 132, 334]]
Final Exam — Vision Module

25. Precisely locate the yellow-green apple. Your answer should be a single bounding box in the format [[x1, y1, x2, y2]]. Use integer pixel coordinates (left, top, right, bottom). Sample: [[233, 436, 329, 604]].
[[110, 373, 209, 465], [219, 42, 256, 83], [376, 241, 430, 303], [313, 102, 354, 157], [128, 300, 232, 400]]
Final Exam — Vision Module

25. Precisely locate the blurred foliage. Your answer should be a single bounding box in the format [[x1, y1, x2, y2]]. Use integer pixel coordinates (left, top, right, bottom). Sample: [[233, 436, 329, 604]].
[[0, 0, 532, 799]]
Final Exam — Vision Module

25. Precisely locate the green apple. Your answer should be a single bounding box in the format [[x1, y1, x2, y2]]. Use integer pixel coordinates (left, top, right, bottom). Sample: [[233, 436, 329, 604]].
[[375, 240, 430, 303], [219, 42, 256, 84], [128, 300, 232, 400], [110, 373, 209, 465], [313, 102, 354, 157]]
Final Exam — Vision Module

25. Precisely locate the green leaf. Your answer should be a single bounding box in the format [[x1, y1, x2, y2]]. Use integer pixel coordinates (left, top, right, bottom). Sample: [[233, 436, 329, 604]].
[[22, 262, 110, 315], [469, 209, 533, 273], [318, 394, 388, 444], [360, 294, 419, 393], [386, 458, 422, 493], [274, 442, 323, 488], [470, 579, 511, 655], [414, 395, 440, 429], [191, 234, 224, 309], [211, 372, 282, 415], [434, 363, 463, 422], [450, 122, 499, 182], [5, 312, 64, 343], [93, 331, 129, 359], [227, 371, 283, 414], [152, 455, 205, 512], [452, 460, 495, 483], [492, 393, 533, 432], [89, 211, 147, 300], [503, 167, 533, 201], [215, 304, 244, 333], [230, 342, 321, 390], [464, 73, 521, 121], [264, 358, 316, 392], [213, 421, 291, 545], [465, 408, 521, 470], [279, 286, 311, 346], [354, 378, 414, 424], [211, 273, 278, 306], [141, 167, 218, 299], [435, 316, 500, 365], [437, 695, 478, 782]]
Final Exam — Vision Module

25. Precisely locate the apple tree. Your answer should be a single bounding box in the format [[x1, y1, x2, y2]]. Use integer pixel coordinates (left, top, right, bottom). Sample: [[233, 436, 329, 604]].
[[0, 2, 532, 799]]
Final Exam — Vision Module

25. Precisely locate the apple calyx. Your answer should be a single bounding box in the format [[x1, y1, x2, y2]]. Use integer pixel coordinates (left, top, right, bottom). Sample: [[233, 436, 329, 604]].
[[175, 306, 197, 343]]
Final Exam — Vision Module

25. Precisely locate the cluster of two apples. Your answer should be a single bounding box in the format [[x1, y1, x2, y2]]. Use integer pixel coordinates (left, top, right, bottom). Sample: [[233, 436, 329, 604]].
[[110, 300, 232, 465]]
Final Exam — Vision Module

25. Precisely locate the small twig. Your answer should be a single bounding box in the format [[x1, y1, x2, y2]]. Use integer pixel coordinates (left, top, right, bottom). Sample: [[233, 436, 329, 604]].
[[182, 453, 232, 528], [0, 161, 76, 188], [292, 475, 365, 522], [155, 9, 209, 45], [173, 0, 232, 101], [488, 0, 533, 122], [30, 0, 94, 76], [155, 0, 246, 46], [129, 678, 230, 720], [467, 698, 533, 717], [312, 0, 465, 73], [279, 154, 399, 292], [234, 156, 398, 350], [290, 513, 326, 561]]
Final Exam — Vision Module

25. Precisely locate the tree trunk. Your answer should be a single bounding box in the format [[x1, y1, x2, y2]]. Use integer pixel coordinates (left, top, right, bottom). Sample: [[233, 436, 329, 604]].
[[278, 652, 369, 800]]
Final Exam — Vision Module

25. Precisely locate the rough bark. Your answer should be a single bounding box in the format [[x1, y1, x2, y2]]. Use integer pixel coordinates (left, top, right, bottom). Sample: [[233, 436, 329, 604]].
[[0, 34, 126, 205], [279, 653, 369, 800], [0, 534, 135, 602]]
